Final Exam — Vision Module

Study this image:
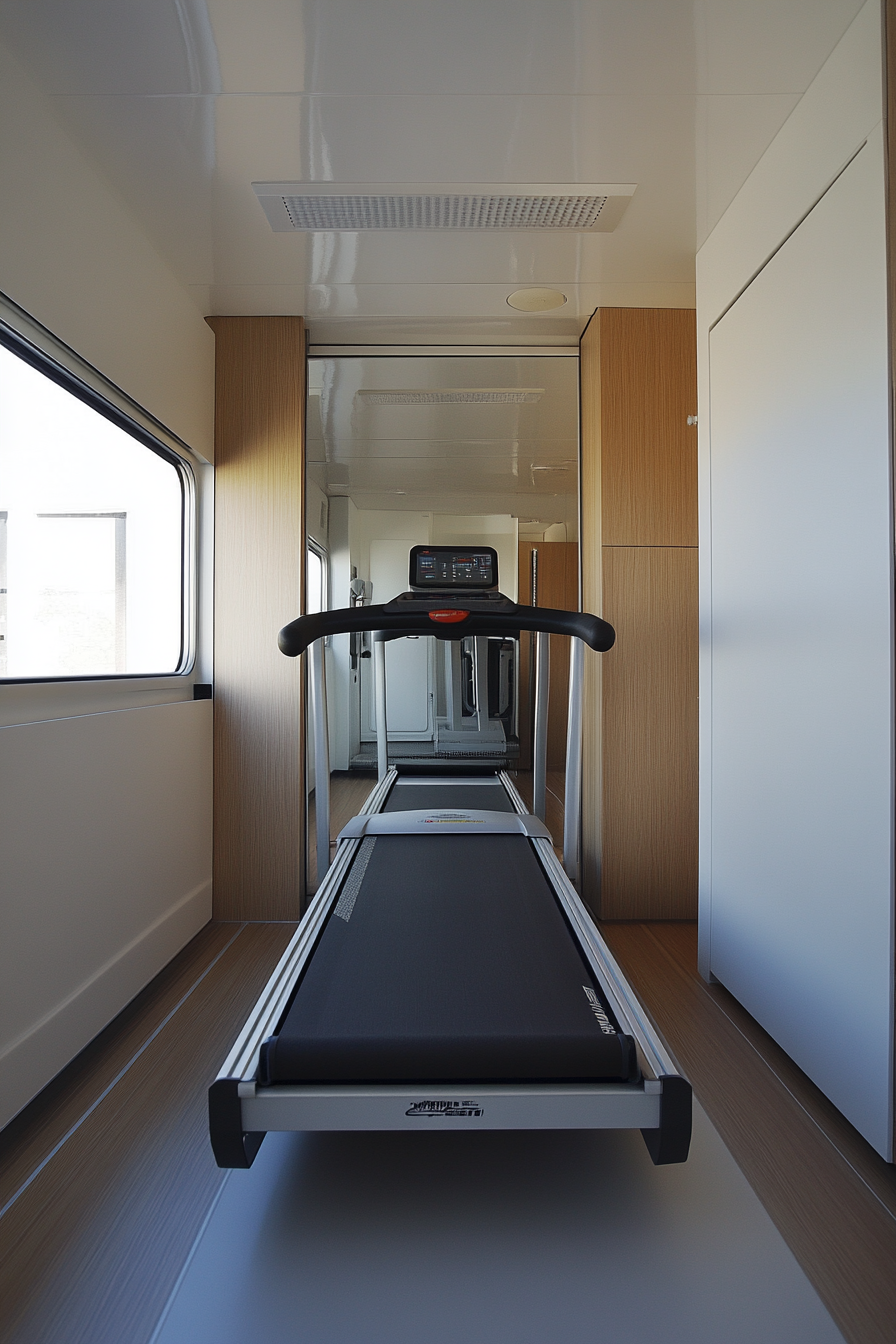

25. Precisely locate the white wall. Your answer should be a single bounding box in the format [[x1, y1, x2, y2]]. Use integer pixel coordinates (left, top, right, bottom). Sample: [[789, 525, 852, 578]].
[[350, 509, 433, 599], [696, 1, 893, 1158], [0, 701, 212, 1128], [693, 1, 866, 250], [0, 41, 214, 460], [0, 41, 216, 1125]]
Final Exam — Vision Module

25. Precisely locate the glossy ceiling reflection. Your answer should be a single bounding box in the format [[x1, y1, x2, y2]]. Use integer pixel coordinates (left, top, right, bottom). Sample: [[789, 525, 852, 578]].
[[0, 0, 866, 342], [308, 355, 578, 532]]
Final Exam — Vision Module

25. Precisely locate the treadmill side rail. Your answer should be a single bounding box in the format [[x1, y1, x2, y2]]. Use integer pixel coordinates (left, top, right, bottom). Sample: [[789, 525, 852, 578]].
[[497, 776, 692, 1165], [526, 833, 679, 1078], [534, 842, 693, 1164]]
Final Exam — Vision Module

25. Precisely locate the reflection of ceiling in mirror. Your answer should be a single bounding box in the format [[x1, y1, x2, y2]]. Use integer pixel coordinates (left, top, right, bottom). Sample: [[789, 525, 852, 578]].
[[306, 355, 579, 529]]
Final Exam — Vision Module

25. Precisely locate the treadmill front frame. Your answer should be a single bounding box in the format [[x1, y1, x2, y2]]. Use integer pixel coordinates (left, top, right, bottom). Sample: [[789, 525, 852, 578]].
[[210, 769, 691, 1168]]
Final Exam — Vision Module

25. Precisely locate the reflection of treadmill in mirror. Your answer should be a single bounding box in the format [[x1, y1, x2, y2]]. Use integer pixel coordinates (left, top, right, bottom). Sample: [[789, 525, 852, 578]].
[[386, 547, 518, 767]]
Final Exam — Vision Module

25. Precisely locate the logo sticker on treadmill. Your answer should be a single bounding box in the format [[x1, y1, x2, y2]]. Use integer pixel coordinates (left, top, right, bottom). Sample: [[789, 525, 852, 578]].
[[420, 813, 484, 825], [406, 1100, 484, 1118], [583, 986, 617, 1035]]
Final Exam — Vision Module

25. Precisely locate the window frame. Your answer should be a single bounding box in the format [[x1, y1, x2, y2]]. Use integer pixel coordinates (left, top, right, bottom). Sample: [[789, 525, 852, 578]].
[[0, 318, 197, 684], [306, 537, 329, 617]]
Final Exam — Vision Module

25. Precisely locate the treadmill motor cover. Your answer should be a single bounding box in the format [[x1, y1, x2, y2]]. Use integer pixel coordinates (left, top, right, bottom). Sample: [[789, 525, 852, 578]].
[[259, 827, 638, 1087]]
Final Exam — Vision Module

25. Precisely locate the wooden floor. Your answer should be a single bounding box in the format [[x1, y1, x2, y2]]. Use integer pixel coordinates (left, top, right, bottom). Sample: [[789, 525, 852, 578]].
[[0, 921, 296, 1344], [599, 922, 896, 1344], [1, 917, 894, 1344]]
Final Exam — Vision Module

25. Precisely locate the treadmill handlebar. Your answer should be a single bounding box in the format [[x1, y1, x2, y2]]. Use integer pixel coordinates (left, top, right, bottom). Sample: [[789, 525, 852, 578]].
[[278, 600, 615, 657]]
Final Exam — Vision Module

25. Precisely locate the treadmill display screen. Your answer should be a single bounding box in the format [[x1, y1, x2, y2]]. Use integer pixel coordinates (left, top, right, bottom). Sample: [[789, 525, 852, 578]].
[[410, 546, 498, 590]]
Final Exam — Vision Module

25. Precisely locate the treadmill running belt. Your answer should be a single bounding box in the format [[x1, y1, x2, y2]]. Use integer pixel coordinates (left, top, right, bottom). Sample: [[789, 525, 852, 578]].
[[384, 782, 514, 813], [261, 834, 637, 1085]]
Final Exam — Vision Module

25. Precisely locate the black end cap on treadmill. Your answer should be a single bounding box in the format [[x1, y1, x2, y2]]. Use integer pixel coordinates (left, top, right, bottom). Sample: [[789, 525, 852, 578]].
[[641, 1075, 692, 1165], [208, 1078, 266, 1169]]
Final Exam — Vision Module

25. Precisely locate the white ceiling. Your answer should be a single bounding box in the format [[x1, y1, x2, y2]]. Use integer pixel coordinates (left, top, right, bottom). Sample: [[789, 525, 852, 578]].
[[0, 0, 865, 344]]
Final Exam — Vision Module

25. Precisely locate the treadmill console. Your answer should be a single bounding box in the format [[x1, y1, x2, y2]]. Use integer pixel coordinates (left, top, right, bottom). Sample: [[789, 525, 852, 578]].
[[409, 545, 499, 592]]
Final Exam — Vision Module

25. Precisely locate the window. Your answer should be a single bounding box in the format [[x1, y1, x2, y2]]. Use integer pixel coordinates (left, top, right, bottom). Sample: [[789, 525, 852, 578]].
[[0, 335, 190, 679], [306, 542, 327, 616]]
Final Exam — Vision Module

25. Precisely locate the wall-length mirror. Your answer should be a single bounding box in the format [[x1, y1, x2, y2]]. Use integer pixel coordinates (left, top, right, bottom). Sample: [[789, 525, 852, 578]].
[[305, 353, 580, 890]]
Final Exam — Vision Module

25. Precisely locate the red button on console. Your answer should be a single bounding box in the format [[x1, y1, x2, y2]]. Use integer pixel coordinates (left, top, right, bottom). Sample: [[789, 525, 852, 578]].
[[428, 609, 470, 623]]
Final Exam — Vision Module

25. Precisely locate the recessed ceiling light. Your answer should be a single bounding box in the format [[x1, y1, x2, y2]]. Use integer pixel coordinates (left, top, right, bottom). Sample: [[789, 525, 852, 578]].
[[507, 288, 568, 312]]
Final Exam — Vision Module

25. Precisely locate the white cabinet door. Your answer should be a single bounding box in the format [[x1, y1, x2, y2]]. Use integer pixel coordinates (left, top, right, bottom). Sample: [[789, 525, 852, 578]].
[[707, 132, 893, 1157]]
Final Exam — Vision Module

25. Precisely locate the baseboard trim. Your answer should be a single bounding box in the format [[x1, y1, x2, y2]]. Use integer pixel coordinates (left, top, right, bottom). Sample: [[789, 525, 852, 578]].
[[0, 881, 212, 1129]]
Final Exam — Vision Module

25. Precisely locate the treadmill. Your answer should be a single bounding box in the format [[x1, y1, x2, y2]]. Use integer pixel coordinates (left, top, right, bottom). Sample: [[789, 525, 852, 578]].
[[210, 546, 692, 1168]]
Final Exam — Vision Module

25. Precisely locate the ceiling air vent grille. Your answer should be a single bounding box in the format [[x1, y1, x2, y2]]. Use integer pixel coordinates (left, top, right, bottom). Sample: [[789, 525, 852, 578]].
[[253, 182, 636, 232], [357, 388, 544, 406], [284, 194, 606, 231]]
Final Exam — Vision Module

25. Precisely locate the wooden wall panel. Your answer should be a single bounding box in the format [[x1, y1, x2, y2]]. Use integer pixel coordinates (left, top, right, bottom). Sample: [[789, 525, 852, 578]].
[[580, 308, 698, 919], [600, 308, 697, 546], [207, 317, 305, 920], [600, 547, 698, 918]]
